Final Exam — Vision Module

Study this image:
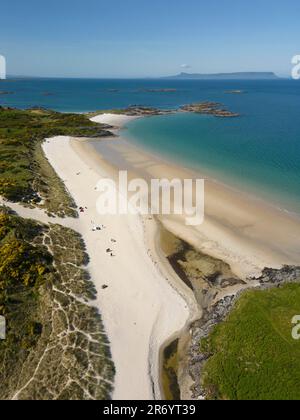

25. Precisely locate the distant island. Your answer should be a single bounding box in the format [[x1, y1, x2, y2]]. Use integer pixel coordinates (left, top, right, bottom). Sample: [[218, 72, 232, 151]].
[[163, 72, 280, 80]]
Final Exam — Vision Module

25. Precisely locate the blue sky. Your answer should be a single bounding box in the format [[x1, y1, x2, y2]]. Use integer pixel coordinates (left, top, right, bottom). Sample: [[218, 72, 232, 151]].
[[1, 0, 299, 77]]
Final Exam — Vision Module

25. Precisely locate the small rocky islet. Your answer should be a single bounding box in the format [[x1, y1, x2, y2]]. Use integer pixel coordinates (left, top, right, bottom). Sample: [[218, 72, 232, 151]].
[[98, 102, 240, 118]]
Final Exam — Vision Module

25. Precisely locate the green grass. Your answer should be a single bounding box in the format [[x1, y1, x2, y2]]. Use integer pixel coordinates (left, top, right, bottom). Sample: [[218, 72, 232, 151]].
[[201, 283, 300, 400], [0, 108, 109, 216]]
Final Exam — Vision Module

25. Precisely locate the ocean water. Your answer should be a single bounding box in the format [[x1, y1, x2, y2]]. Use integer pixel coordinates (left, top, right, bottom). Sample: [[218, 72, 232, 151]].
[[1, 77, 300, 213], [123, 111, 300, 214]]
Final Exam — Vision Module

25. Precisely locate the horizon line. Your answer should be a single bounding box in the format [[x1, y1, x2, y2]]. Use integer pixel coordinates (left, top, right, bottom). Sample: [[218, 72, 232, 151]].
[[3, 73, 293, 81]]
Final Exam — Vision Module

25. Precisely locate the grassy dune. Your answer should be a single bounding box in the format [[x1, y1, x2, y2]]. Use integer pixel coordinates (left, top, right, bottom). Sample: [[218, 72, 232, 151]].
[[0, 109, 115, 399], [0, 207, 114, 399], [0, 107, 110, 216]]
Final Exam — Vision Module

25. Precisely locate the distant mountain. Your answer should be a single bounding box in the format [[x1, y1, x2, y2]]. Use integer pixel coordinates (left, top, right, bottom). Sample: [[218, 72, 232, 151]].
[[163, 72, 280, 80]]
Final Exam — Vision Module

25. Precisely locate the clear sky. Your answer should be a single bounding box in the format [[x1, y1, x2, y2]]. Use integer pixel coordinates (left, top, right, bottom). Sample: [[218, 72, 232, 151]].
[[1, 0, 299, 78]]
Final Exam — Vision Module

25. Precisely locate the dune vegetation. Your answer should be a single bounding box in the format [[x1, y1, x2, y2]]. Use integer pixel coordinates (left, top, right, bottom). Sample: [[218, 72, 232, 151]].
[[0, 107, 110, 216], [0, 206, 114, 399], [0, 108, 115, 399]]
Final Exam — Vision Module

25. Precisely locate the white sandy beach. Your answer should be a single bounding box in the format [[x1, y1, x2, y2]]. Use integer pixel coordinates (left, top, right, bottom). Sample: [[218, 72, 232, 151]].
[[8, 112, 300, 400], [90, 113, 139, 127], [41, 128, 198, 400], [85, 120, 300, 280], [53, 113, 300, 399]]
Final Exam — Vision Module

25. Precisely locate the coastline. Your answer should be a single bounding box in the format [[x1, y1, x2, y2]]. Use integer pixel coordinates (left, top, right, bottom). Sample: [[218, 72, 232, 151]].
[[43, 113, 300, 400], [87, 117, 300, 279], [42, 124, 197, 400]]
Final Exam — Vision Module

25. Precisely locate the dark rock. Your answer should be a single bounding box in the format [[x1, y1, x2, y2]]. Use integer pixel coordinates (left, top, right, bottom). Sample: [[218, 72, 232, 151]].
[[180, 102, 240, 118], [253, 265, 300, 286]]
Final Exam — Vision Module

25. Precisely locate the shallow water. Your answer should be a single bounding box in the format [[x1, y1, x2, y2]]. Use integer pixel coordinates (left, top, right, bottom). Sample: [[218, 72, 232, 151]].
[[122, 84, 300, 214]]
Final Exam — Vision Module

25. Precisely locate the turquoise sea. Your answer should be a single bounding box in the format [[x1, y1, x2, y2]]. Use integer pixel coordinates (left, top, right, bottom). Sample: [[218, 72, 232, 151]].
[[1, 78, 300, 214]]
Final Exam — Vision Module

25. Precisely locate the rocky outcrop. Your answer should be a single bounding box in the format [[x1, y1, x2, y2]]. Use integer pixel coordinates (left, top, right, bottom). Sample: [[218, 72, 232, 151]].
[[91, 102, 240, 119], [119, 106, 174, 116], [180, 102, 240, 118], [253, 265, 300, 286]]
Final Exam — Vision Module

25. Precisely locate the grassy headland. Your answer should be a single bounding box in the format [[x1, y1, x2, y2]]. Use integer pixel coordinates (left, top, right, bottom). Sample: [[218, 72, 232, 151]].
[[0, 107, 111, 216], [201, 283, 300, 400]]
